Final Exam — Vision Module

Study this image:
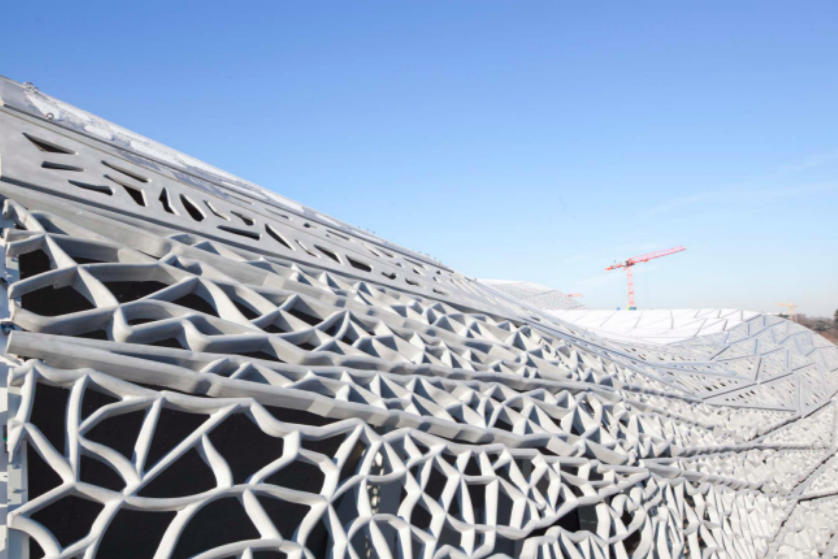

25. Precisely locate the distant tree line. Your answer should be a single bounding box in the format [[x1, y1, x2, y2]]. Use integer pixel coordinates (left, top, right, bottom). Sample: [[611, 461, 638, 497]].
[[793, 309, 838, 344]]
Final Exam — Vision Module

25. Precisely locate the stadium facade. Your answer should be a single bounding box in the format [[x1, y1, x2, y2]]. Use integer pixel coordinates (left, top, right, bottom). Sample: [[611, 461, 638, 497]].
[[0, 76, 836, 558]]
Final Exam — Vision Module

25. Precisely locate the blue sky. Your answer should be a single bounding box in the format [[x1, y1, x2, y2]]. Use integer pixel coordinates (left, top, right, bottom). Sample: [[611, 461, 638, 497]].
[[3, 2, 836, 315]]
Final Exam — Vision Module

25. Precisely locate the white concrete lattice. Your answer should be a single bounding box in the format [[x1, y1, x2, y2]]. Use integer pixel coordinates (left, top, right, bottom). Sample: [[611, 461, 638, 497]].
[[0, 75, 836, 558]]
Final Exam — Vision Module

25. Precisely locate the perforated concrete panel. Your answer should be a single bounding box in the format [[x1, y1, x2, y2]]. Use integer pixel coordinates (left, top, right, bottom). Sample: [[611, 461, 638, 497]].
[[0, 76, 836, 559]]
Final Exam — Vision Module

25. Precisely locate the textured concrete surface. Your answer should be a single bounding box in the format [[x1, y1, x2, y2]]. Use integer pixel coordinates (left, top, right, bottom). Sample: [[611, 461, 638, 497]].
[[0, 75, 836, 559], [478, 280, 587, 311]]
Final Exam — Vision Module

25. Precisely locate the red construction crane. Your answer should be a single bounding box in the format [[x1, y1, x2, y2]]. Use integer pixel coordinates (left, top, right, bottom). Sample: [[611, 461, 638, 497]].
[[606, 246, 686, 309]]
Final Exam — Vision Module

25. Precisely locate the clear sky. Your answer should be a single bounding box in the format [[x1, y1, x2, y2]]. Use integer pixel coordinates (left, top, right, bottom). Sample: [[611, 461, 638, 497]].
[[3, 2, 836, 316]]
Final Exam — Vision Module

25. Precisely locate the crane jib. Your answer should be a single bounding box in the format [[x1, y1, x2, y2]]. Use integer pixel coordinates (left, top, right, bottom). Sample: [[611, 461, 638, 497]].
[[606, 246, 686, 308]]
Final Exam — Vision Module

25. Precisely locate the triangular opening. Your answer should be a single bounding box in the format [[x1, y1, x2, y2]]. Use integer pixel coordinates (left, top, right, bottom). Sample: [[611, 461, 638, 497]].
[[68, 179, 113, 196], [265, 224, 292, 249], [316, 245, 340, 263], [102, 160, 149, 183], [180, 194, 205, 222], [23, 133, 75, 154], [115, 180, 147, 206], [145, 407, 208, 469], [42, 161, 83, 172], [347, 256, 371, 272], [159, 188, 177, 214]]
